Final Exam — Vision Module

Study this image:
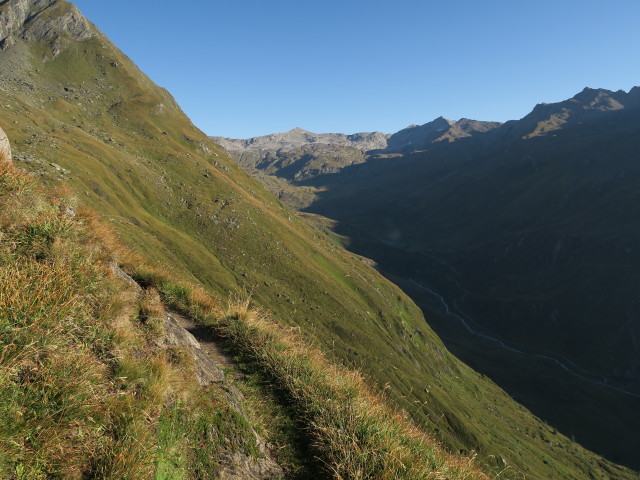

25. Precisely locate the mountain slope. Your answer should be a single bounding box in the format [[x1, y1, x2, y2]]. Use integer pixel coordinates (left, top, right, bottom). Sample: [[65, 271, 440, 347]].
[[0, 1, 637, 478], [308, 86, 640, 393], [0, 161, 284, 479], [0, 160, 488, 479], [298, 86, 640, 469]]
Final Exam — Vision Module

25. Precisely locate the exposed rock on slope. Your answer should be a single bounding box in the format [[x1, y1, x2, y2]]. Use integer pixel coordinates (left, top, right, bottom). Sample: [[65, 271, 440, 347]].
[[211, 127, 385, 190], [0, 125, 10, 161], [163, 312, 284, 480], [0, 0, 93, 53]]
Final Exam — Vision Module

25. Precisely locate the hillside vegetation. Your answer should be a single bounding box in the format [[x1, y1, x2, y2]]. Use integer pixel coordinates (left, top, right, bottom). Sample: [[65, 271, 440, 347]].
[[1, 1, 637, 478], [220, 87, 640, 471], [0, 163, 268, 479], [0, 160, 489, 479]]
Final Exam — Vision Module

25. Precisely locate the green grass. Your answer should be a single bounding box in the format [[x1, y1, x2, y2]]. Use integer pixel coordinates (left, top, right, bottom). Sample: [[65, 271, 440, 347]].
[[0, 164, 263, 479], [0, 7, 637, 478], [122, 264, 486, 479]]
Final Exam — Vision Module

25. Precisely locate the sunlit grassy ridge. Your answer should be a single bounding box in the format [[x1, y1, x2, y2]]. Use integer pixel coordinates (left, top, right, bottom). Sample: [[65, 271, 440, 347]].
[[0, 163, 262, 479]]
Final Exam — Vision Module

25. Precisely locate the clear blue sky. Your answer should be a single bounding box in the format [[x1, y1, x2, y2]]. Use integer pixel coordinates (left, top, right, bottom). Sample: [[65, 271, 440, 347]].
[[73, 0, 640, 138]]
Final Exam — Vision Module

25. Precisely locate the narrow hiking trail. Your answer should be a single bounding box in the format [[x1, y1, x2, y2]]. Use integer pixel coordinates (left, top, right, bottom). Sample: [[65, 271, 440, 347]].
[[169, 311, 238, 372], [162, 310, 285, 479], [165, 310, 326, 480]]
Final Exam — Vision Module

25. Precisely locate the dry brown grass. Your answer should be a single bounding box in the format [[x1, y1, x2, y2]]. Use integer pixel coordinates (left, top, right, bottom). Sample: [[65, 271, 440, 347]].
[[0, 162, 488, 479], [0, 163, 195, 479], [216, 298, 487, 480], [134, 267, 489, 479]]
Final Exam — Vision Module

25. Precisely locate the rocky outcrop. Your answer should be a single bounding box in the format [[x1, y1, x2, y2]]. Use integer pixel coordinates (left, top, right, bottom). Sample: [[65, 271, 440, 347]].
[[0, 125, 11, 162], [163, 312, 226, 386], [216, 453, 285, 480], [0, 0, 94, 53], [212, 128, 388, 184]]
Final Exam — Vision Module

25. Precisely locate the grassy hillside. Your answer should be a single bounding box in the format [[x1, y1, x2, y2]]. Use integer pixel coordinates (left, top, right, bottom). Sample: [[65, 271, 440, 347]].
[[0, 160, 493, 479], [0, 1, 637, 478], [0, 163, 268, 479]]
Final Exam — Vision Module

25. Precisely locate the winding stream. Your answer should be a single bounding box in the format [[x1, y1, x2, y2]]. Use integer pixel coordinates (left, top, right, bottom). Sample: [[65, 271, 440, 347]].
[[411, 279, 640, 398]]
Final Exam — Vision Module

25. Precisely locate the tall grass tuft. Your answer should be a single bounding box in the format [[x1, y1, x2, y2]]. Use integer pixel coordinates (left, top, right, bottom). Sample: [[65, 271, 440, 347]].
[[218, 298, 487, 480]]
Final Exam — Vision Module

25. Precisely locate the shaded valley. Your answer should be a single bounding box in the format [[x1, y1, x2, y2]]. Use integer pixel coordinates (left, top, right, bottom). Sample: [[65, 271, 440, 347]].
[[217, 87, 640, 471]]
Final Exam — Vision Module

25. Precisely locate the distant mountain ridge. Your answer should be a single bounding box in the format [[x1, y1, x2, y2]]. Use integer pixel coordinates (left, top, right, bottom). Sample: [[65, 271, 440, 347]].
[[216, 86, 640, 158], [385, 117, 502, 152], [497, 86, 640, 140], [212, 127, 390, 152], [217, 84, 640, 470], [211, 117, 503, 186], [213, 117, 503, 155], [213, 86, 640, 191]]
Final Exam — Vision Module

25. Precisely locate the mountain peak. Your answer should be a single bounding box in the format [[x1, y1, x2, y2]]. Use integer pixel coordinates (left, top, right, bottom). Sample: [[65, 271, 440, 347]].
[[571, 86, 614, 103], [435, 115, 454, 125], [385, 115, 501, 152]]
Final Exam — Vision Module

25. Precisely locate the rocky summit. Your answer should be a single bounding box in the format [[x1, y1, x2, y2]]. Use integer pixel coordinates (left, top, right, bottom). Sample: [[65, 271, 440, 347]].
[[0, 0, 93, 52], [212, 127, 390, 153]]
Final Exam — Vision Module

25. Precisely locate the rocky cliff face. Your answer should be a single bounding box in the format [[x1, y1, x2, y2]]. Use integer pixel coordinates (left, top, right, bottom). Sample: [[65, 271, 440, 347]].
[[0, 125, 11, 162], [0, 0, 94, 53]]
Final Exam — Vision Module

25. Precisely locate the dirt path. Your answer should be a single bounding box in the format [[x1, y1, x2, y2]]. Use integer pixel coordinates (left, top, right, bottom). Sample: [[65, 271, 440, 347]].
[[169, 311, 237, 371]]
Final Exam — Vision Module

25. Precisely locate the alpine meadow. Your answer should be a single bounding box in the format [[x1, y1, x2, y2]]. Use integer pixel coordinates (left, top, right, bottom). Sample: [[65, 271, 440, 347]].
[[1, 1, 639, 479]]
